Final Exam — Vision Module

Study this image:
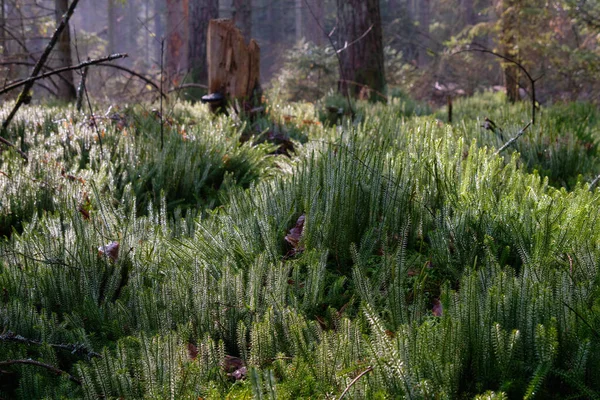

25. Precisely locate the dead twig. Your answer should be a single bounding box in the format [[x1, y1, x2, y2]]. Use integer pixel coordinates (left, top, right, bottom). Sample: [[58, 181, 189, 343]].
[[0, 359, 81, 384], [452, 44, 543, 124], [590, 174, 600, 192], [338, 366, 374, 400], [0, 331, 101, 359], [0, 53, 127, 96], [1, 0, 81, 134], [494, 121, 532, 155]]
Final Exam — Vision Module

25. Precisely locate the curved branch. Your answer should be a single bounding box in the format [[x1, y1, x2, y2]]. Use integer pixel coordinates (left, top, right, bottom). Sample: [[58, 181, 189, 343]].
[[338, 366, 374, 400], [0, 359, 81, 384], [452, 45, 542, 124], [0, 53, 128, 96], [1, 0, 81, 133], [101, 63, 167, 100]]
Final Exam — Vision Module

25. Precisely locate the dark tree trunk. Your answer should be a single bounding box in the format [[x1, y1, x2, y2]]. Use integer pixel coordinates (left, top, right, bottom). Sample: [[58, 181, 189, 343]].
[[233, 0, 251, 40], [54, 0, 76, 101], [418, 0, 431, 66], [189, 0, 218, 87], [166, 0, 189, 85], [500, 0, 519, 102], [336, 0, 386, 101], [0, 0, 5, 56], [154, 0, 165, 62]]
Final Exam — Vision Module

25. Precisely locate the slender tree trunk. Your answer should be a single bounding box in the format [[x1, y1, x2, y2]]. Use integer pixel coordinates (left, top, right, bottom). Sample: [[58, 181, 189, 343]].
[[0, 0, 5, 56], [108, 0, 117, 54], [54, 0, 76, 101], [418, 0, 431, 66], [500, 0, 519, 102], [154, 0, 164, 62], [295, 0, 302, 42], [336, 0, 386, 101], [233, 0, 251, 40], [188, 0, 218, 87], [166, 0, 189, 85]]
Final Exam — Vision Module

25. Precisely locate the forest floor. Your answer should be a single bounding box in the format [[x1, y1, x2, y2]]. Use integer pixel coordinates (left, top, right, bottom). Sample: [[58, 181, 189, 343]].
[[1, 93, 600, 399]]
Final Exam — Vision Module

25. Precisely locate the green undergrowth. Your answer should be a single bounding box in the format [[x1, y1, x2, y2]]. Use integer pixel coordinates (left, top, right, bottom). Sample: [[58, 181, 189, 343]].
[[1, 95, 600, 399]]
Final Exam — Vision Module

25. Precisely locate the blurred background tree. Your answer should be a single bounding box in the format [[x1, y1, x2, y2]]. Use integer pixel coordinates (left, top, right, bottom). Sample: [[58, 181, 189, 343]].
[[0, 0, 598, 105]]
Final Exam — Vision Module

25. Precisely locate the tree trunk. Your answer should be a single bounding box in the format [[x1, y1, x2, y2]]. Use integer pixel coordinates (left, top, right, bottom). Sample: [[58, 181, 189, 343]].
[[500, 0, 519, 102], [418, 0, 431, 66], [304, 0, 323, 45], [189, 0, 218, 88], [0, 0, 5, 56], [166, 0, 189, 85], [336, 0, 386, 101], [232, 0, 251, 40], [207, 19, 260, 102], [54, 0, 76, 101], [295, 0, 302, 42], [154, 0, 164, 62]]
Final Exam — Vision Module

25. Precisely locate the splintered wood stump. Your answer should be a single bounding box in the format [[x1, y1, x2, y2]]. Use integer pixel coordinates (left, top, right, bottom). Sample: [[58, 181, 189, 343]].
[[206, 19, 261, 112]]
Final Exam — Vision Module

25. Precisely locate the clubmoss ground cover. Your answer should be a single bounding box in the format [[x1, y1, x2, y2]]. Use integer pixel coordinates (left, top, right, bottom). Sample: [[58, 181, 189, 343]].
[[1, 95, 600, 399]]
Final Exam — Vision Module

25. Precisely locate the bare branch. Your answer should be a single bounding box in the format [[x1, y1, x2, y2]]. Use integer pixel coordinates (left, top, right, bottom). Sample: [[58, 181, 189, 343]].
[[338, 366, 374, 400], [337, 25, 373, 54], [0, 54, 128, 96], [1, 0, 81, 133], [494, 121, 532, 155], [0, 359, 81, 384], [0, 331, 101, 359]]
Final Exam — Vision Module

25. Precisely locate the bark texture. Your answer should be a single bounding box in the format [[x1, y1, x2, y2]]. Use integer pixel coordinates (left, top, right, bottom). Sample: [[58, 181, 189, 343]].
[[336, 0, 385, 101], [54, 0, 76, 101], [500, 0, 520, 102], [189, 0, 218, 86], [207, 19, 260, 101], [166, 0, 189, 85]]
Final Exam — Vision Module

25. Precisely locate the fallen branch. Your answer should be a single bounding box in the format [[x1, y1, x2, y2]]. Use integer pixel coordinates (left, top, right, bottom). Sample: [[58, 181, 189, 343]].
[[0, 331, 101, 359], [0, 53, 127, 96], [494, 121, 532, 155], [590, 174, 600, 192], [1, 0, 81, 134], [0, 359, 81, 384], [0, 136, 27, 160], [338, 366, 373, 400]]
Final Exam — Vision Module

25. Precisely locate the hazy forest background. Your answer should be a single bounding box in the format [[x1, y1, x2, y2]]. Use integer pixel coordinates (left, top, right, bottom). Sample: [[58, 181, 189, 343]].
[[2, 1, 600, 399], [1, 0, 599, 106]]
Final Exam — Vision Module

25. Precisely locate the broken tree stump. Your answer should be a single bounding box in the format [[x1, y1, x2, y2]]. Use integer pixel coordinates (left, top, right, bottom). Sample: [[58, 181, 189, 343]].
[[204, 19, 261, 113]]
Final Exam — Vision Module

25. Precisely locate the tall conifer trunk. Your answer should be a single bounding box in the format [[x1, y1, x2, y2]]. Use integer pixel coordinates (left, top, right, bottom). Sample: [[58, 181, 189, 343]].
[[336, 0, 385, 101], [54, 0, 76, 101], [189, 0, 218, 86]]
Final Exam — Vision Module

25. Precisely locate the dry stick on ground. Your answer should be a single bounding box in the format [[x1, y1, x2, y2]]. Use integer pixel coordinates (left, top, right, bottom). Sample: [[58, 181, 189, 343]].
[[1, 0, 81, 135], [589, 174, 600, 192], [0, 359, 81, 384], [453, 45, 543, 125], [0, 54, 128, 96], [338, 366, 374, 400], [494, 121, 532, 155], [0, 331, 101, 359]]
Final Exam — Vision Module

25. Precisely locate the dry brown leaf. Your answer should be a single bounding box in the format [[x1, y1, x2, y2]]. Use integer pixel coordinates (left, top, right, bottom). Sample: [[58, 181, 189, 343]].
[[98, 241, 119, 262], [284, 214, 305, 256]]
